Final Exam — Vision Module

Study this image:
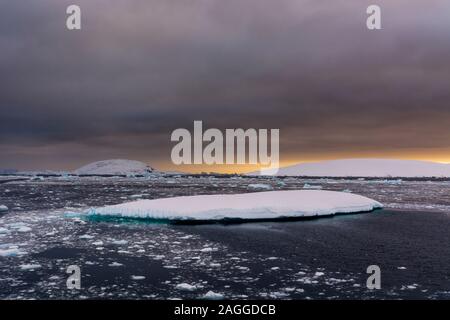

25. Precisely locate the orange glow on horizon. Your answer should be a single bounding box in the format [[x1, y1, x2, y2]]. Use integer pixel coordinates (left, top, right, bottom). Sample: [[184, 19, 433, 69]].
[[154, 149, 450, 174]]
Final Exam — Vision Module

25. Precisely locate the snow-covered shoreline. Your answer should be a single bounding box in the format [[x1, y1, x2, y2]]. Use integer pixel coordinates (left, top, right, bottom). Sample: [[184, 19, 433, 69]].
[[87, 190, 382, 221]]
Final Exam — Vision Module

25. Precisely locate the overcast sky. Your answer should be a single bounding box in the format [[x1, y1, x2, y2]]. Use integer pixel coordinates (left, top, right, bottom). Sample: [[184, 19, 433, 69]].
[[1, 0, 450, 172]]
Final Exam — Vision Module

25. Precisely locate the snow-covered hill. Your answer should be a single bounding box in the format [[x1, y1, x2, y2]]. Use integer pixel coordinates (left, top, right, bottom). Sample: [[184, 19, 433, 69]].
[[74, 159, 154, 176], [252, 159, 450, 177]]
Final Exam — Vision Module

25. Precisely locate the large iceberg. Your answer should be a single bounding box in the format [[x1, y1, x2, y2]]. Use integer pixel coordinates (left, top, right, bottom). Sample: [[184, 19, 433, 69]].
[[74, 159, 154, 176], [251, 158, 450, 177], [87, 190, 382, 222]]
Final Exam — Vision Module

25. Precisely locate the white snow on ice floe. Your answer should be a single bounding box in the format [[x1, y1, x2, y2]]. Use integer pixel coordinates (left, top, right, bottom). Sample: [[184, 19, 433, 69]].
[[0, 205, 8, 212], [87, 190, 382, 221]]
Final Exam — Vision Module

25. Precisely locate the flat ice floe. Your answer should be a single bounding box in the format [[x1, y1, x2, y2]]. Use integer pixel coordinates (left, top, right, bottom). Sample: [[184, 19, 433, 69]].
[[87, 190, 382, 221]]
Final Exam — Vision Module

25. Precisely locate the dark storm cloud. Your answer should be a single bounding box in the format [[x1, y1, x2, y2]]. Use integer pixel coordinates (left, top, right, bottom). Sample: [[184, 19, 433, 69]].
[[1, 0, 450, 169]]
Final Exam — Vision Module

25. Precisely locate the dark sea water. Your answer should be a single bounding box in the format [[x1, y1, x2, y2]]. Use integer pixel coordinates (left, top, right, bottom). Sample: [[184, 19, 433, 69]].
[[1, 176, 450, 299]]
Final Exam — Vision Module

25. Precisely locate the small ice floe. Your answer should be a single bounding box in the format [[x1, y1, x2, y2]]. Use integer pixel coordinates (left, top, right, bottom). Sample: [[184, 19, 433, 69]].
[[397, 266, 407, 270], [314, 272, 325, 277], [17, 226, 32, 233], [303, 183, 322, 190], [176, 283, 197, 291], [0, 248, 27, 257], [0, 205, 8, 212], [88, 190, 382, 221], [270, 267, 280, 271], [108, 262, 123, 267], [202, 291, 224, 300], [269, 291, 290, 298], [92, 241, 104, 246], [236, 266, 250, 272], [129, 194, 148, 199], [0, 227, 9, 233], [111, 240, 128, 245], [20, 264, 42, 270], [247, 184, 273, 190], [384, 179, 403, 185], [131, 275, 146, 280], [402, 284, 418, 290], [78, 235, 95, 240]]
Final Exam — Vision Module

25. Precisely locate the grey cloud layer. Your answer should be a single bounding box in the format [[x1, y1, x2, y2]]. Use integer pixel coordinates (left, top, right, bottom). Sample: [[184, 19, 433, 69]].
[[1, 0, 450, 168]]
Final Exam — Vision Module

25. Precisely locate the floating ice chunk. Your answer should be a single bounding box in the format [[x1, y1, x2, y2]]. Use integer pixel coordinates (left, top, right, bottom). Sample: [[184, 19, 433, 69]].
[[79, 235, 95, 239], [0, 227, 9, 233], [0, 248, 27, 257], [20, 264, 41, 270], [108, 262, 123, 267], [202, 291, 224, 300], [270, 267, 280, 271], [17, 226, 32, 233], [247, 184, 273, 190], [176, 283, 197, 291], [303, 184, 322, 190], [92, 241, 104, 246], [111, 240, 128, 245], [0, 205, 8, 212], [314, 272, 325, 277], [88, 190, 382, 221], [131, 275, 146, 280]]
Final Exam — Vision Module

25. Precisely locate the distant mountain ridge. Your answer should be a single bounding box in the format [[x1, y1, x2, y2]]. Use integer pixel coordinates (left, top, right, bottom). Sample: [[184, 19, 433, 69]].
[[252, 159, 450, 177]]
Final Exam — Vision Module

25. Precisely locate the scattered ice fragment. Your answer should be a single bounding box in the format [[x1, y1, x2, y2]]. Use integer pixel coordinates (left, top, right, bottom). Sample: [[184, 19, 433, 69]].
[[131, 275, 146, 280], [0, 205, 8, 212], [270, 267, 280, 271], [112, 240, 128, 245], [17, 226, 32, 233], [108, 262, 123, 267], [176, 283, 197, 291], [0, 248, 27, 257], [202, 291, 224, 300], [79, 235, 95, 239], [0, 227, 9, 233], [247, 184, 273, 190], [314, 272, 325, 277], [20, 264, 42, 270]]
